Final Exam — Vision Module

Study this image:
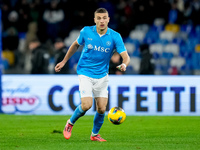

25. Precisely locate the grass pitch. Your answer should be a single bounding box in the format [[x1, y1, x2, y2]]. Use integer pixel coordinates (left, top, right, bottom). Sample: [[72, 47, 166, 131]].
[[0, 115, 199, 150]]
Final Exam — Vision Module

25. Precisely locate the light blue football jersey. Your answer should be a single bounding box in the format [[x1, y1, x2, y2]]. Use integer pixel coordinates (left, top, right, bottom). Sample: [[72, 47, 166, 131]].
[[76, 25, 126, 78]]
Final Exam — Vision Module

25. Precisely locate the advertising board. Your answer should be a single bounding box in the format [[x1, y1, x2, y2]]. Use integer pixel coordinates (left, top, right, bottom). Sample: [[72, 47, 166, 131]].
[[2, 75, 200, 115]]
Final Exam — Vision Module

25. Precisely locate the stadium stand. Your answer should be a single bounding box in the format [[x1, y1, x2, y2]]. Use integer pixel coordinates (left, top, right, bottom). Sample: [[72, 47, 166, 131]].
[[1, 0, 200, 75]]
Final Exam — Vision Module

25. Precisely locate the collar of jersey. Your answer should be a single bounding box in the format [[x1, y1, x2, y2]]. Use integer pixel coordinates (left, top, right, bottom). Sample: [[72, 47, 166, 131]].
[[93, 25, 110, 35]]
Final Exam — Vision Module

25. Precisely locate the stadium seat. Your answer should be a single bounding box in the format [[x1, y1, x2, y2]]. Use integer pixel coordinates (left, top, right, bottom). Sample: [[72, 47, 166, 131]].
[[129, 57, 141, 73], [2, 50, 15, 66], [124, 42, 136, 55], [172, 31, 186, 46], [151, 25, 165, 33], [195, 25, 200, 34], [154, 18, 165, 27], [159, 31, 176, 42], [195, 44, 200, 52], [2, 59, 9, 70], [172, 38, 184, 45], [163, 43, 179, 56], [154, 63, 163, 75], [162, 52, 174, 60], [143, 37, 156, 44], [156, 39, 169, 45], [149, 43, 163, 54], [170, 56, 186, 69], [129, 30, 146, 42], [165, 24, 180, 33], [180, 24, 194, 34], [135, 24, 150, 33], [191, 53, 200, 69], [124, 37, 133, 43], [180, 43, 192, 59], [176, 31, 188, 40], [180, 56, 193, 75], [150, 18, 165, 34], [160, 57, 170, 71], [124, 38, 140, 50], [152, 52, 160, 59], [144, 30, 159, 44], [185, 37, 198, 54], [64, 29, 80, 47]]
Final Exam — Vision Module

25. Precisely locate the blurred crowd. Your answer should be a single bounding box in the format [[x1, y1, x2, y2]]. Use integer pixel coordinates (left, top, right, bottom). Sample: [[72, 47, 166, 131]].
[[1, 0, 200, 74]]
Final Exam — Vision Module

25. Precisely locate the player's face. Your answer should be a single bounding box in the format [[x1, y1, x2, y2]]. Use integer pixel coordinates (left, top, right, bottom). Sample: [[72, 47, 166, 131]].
[[94, 13, 110, 33]]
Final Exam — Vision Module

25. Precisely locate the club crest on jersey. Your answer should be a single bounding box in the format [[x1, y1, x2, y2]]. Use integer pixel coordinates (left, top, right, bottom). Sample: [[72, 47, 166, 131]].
[[106, 41, 111, 46], [87, 44, 93, 49]]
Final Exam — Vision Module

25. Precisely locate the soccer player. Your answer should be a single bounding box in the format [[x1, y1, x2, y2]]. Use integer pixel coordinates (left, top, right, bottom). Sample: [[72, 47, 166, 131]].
[[55, 8, 130, 142]]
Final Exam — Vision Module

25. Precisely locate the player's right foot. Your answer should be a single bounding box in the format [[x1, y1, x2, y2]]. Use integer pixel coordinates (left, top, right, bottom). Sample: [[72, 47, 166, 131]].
[[90, 134, 107, 142], [63, 119, 73, 139]]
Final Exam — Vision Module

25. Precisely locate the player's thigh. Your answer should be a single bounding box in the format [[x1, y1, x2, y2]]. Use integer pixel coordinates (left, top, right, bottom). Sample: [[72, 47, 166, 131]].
[[78, 75, 93, 97]]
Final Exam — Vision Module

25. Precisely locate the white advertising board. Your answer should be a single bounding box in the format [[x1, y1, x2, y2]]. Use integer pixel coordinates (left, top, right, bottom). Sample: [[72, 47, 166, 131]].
[[1, 75, 200, 115]]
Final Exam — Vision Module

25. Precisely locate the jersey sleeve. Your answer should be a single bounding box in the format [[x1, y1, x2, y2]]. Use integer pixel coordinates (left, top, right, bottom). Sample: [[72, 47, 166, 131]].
[[77, 27, 85, 45], [115, 33, 127, 54]]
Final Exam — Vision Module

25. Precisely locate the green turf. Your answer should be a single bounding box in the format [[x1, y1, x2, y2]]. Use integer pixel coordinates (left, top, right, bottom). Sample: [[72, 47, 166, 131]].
[[0, 115, 199, 150]]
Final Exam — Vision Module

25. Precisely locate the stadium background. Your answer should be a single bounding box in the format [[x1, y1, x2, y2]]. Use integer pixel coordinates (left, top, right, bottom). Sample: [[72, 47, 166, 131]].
[[1, 0, 200, 75], [1, 0, 200, 115]]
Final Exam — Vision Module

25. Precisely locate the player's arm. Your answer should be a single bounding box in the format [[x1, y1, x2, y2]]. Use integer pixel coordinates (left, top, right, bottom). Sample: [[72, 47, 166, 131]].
[[55, 40, 80, 72], [117, 51, 130, 72]]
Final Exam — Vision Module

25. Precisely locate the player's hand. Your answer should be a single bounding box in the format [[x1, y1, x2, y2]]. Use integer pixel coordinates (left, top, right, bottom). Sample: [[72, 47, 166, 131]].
[[55, 61, 65, 72], [116, 63, 126, 72]]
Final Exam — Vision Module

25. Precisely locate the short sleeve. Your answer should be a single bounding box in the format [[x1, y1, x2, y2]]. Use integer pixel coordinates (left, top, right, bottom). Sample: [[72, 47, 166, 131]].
[[77, 27, 85, 45], [115, 33, 126, 54]]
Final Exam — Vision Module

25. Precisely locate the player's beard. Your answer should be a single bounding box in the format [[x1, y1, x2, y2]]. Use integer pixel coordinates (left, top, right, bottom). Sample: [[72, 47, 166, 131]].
[[99, 25, 107, 32]]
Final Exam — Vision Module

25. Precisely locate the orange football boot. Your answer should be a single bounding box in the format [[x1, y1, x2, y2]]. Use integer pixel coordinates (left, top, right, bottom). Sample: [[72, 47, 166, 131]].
[[90, 134, 106, 142], [63, 119, 73, 140]]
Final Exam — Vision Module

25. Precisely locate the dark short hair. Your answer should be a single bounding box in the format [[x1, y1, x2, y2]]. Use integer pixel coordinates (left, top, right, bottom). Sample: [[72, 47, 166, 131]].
[[94, 8, 108, 16], [55, 37, 63, 43], [30, 38, 40, 43]]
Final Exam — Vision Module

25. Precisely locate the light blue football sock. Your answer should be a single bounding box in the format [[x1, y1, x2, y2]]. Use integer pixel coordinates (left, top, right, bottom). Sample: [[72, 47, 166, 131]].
[[70, 105, 86, 124], [92, 112, 105, 134]]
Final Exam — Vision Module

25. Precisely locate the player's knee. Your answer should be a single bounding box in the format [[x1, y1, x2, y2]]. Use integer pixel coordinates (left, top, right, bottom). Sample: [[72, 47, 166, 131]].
[[81, 103, 92, 111], [97, 107, 106, 114]]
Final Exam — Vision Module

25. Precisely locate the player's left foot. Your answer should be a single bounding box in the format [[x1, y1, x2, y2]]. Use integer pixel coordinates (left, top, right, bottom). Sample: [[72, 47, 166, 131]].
[[90, 134, 106, 142], [63, 119, 73, 140]]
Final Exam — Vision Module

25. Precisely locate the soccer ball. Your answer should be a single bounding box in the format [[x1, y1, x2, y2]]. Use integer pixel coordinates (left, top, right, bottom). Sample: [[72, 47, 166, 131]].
[[108, 107, 126, 125]]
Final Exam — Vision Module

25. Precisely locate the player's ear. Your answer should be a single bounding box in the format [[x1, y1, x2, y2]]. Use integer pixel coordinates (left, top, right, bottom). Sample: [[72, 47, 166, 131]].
[[94, 18, 96, 23]]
